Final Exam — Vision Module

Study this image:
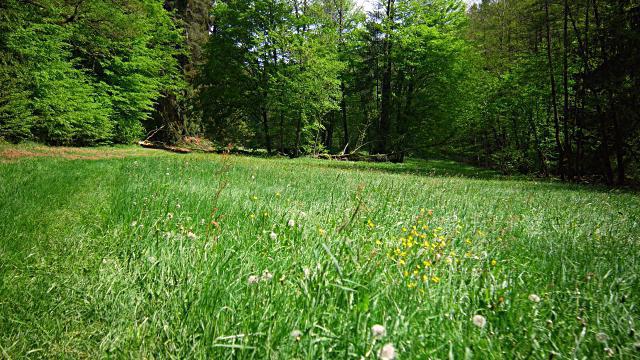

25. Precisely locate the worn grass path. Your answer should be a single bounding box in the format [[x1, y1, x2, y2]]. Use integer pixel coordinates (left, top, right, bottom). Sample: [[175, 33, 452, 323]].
[[1, 145, 639, 358]]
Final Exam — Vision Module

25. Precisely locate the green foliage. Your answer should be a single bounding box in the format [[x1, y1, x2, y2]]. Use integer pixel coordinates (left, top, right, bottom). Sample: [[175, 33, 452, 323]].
[[0, 0, 182, 145]]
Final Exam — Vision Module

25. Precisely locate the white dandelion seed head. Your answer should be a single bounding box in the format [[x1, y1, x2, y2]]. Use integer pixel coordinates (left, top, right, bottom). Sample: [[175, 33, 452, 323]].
[[472, 315, 487, 328], [247, 275, 260, 285], [303, 267, 312, 278], [287, 219, 295, 228], [378, 343, 396, 360], [596, 332, 609, 343], [371, 324, 386, 339], [528, 294, 541, 303], [269, 231, 277, 240], [261, 269, 273, 282], [290, 329, 303, 341]]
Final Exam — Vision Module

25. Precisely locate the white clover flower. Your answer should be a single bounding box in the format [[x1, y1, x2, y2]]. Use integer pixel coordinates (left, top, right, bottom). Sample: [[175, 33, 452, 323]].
[[371, 324, 386, 339], [528, 294, 541, 303], [269, 231, 277, 240], [472, 315, 487, 328], [187, 231, 197, 240], [287, 219, 295, 228], [247, 275, 260, 285], [261, 269, 273, 282], [290, 329, 303, 341], [596, 332, 609, 343], [378, 343, 396, 360]]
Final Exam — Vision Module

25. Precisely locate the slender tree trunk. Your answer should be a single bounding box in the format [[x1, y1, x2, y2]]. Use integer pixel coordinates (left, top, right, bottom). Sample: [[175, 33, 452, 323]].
[[592, 0, 614, 184], [262, 108, 272, 154], [375, 0, 394, 155], [562, 0, 572, 179], [294, 116, 302, 157], [324, 112, 334, 149], [279, 113, 285, 154], [544, 0, 564, 179], [340, 81, 349, 153]]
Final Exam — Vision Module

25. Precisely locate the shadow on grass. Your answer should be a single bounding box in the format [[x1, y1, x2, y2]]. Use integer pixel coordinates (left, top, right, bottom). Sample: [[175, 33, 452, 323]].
[[303, 158, 506, 180]]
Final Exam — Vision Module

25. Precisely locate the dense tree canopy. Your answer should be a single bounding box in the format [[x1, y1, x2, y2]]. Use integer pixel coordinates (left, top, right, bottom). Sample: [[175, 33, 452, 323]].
[[1, 0, 638, 183]]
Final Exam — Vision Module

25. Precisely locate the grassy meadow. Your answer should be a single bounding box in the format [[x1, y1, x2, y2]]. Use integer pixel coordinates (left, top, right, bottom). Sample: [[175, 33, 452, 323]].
[[1, 145, 639, 359]]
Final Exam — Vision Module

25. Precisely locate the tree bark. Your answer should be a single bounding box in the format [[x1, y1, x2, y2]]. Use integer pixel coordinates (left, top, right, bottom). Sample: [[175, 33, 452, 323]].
[[375, 0, 394, 155], [544, 0, 565, 179]]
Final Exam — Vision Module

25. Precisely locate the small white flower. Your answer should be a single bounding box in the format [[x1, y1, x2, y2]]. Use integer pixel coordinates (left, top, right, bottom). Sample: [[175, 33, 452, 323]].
[[130, 221, 137, 227], [165, 172, 170, 176], [167, 212, 174, 220], [303, 267, 312, 278], [596, 332, 609, 343], [261, 270, 273, 282], [269, 231, 277, 240], [528, 294, 541, 303], [378, 343, 396, 360], [176, 203, 181, 209], [300, 211, 307, 218], [187, 231, 197, 240], [371, 324, 386, 339], [472, 315, 487, 328], [251, 175, 255, 180], [148, 256, 157, 263], [287, 219, 295, 228], [247, 275, 260, 285], [290, 329, 303, 341]]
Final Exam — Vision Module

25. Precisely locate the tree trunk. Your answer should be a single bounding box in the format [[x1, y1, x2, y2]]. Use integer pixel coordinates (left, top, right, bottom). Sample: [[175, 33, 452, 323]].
[[375, 0, 394, 155], [562, 0, 572, 179], [262, 108, 272, 154], [544, 0, 564, 179], [341, 81, 349, 153]]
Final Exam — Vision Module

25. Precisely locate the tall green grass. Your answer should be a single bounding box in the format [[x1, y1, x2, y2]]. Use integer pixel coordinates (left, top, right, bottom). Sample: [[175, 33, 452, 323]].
[[1, 150, 639, 358]]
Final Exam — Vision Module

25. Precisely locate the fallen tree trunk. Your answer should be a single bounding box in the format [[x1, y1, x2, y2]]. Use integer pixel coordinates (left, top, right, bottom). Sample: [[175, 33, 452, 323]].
[[138, 140, 192, 153]]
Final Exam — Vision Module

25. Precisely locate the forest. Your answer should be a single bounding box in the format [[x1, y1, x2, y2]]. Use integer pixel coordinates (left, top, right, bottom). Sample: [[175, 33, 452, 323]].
[[1, 0, 639, 184], [2, 1, 640, 358]]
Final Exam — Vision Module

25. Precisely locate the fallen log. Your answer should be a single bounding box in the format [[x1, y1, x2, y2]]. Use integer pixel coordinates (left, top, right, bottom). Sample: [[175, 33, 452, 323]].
[[138, 140, 192, 154]]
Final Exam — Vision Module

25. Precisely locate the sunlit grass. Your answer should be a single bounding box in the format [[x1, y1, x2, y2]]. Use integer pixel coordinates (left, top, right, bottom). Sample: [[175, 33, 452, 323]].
[[1, 147, 639, 358]]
